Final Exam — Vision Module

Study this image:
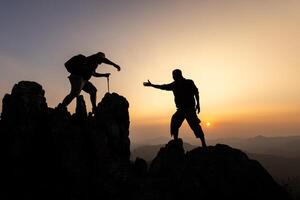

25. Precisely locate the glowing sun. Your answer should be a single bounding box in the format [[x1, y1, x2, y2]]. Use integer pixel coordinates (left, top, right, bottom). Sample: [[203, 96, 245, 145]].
[[206, 122, 211, 127]]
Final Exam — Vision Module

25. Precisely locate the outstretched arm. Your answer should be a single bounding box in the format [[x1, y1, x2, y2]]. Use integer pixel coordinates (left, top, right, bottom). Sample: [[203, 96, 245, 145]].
[[143, 80, 173, 91], [92, 72, 110, 78], [102, 57, 121, 71]]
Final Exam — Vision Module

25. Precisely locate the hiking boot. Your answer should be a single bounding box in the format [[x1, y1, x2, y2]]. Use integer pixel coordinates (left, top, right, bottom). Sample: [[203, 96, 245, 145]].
[[92, 107, 97, 115], [55, 103, 67, 112]]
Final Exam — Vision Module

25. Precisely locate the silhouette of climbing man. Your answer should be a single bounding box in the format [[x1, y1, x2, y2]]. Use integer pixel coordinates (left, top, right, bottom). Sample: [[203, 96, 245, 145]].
[[59, 52, 120, 112], [143, 69, 207, 147]]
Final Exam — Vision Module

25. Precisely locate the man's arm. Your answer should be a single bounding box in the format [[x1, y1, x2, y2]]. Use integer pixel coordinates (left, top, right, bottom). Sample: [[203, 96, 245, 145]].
[[193, 82, 200, 114], [143, 80, 173, 91], [92, 72, 110, 78], [101, 57, 121, 71], [195, 93, 200, 114]]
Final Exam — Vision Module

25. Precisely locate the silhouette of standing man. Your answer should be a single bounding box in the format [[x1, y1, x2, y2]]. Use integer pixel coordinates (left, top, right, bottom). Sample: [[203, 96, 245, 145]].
[[143, 69, 207, 147], [59, 52, 120, 112]]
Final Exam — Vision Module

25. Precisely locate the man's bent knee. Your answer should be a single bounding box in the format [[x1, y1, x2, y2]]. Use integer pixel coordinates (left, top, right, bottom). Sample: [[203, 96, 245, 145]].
[[69, 90, 81, 98], [170, 117, 182, 138], [92, 88, 97, 95], [86, 87, 97, 96]]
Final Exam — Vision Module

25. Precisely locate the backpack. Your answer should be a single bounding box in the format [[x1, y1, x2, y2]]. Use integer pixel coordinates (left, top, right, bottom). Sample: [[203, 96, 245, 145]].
[[64, 54, 87, 74]]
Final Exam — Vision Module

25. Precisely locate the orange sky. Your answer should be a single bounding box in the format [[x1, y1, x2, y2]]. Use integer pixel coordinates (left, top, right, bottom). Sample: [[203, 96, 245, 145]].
[[0, 0, 299, 144]]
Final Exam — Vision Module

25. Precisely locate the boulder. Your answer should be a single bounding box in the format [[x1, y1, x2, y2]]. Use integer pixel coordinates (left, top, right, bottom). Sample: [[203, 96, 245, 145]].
[[145, 139, 291, 200]]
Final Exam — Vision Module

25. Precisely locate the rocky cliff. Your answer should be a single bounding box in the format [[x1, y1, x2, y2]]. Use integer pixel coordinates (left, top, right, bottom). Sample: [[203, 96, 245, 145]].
[[1, 81, 291, 200]]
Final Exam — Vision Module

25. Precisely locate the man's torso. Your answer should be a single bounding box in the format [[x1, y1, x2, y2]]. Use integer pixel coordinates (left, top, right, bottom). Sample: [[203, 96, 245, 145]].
[[71, 56, 101, 80], [171, 79, 198, 109]]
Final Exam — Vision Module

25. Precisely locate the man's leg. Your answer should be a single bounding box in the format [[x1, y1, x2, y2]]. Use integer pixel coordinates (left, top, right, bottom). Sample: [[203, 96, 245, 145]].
[[186, 111, 207, 147], [170, 110, 185, 140], [61, 75, 84, 107], [82, 81, 97, 111]]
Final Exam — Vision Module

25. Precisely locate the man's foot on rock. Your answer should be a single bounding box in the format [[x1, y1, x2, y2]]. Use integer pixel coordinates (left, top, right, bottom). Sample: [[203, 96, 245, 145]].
[[88, 112, 93, 118], [199, 137, 207, 148], [92, 107, 97, 115], [172, 134, 179, 140], [55, 103, 67, 112]]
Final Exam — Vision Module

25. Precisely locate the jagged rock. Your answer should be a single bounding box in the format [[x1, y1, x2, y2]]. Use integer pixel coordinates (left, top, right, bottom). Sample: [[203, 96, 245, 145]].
[[74, 95, 87, 119], [1, 81, 291, 200], [1, 81, 47, 124], [1, 81, 53, 200], [95, 92, 130, 160], [2, 81, 132, 200], [145, 139, 291, 200], [182, 144, 287, 199], [133, 157, 148, 177], [149, 139, 185, 177]]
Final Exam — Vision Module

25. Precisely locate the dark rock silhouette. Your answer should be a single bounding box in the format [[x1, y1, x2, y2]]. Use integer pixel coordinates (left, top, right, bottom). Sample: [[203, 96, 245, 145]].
[[75, 95, 87, 119], [2, 81, 291, 200], [146, 139, 291, 200]]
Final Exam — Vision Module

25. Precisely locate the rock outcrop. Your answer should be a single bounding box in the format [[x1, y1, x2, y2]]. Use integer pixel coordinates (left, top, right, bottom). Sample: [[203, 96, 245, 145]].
[[145, 139, 291, 200], [2, 81, 133, 200], [1, 81, 292, 200]]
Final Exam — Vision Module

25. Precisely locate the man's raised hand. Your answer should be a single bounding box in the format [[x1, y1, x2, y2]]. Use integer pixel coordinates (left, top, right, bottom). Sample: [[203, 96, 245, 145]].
[[114, 64, 121, 71], [143, 80, 152, 87]]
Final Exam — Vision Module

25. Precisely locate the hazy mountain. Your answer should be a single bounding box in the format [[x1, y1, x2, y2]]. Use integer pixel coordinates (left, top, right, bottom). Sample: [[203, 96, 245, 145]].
[[133, 135, 300, 159], [208, 135, 300, 158]]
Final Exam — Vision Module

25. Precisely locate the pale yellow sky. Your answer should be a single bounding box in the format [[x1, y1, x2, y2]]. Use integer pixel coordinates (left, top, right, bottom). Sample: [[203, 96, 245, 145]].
[[0, 0, 299, 143]]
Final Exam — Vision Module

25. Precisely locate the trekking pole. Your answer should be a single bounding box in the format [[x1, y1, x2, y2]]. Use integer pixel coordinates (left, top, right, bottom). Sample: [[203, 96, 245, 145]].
[[107, 76, 110, 93]]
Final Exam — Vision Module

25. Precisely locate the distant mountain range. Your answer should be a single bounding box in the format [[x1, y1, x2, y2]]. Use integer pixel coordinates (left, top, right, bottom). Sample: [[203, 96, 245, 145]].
[[208, 135, 300, 158], [132, 135, 300, 158]]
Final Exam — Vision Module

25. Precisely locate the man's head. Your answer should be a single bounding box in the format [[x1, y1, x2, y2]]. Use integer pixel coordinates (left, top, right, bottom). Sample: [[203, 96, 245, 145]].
[[89, 52, 106, 63], [172, 69, 184, 81], [96, 52, 105, 58]]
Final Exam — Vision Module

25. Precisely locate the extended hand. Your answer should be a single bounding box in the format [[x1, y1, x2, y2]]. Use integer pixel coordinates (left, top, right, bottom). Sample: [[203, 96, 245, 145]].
[[114, 64, 121, 71], [143, 80, 152, 87], [196, 104, 200, 114]]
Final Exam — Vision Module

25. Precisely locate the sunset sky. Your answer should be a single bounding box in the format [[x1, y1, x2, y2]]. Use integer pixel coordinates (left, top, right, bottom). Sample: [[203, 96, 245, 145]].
[[0, 0, 299, 144]]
